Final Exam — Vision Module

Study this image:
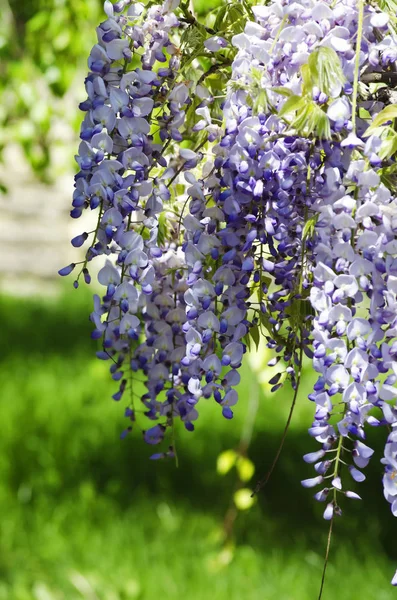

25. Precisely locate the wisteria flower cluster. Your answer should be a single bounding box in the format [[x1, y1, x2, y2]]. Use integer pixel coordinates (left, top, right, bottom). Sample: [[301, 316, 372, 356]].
[[61, 0, 397, 588]]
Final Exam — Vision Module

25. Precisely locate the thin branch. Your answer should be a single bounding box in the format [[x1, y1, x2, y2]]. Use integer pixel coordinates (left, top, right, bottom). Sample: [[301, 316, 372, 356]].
[[252, 342, 304, 496], [197, 60, 233, 87], [177, 196, 190, 240], [361, 71, 397, 86], [166, 137, 208, 189], [351, 0, 364, 132], [318, 518, 334, 600], [179, 2, 216, 35]]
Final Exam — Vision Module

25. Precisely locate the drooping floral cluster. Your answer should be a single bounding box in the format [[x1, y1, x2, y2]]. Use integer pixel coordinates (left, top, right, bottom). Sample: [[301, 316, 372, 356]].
[[61, 0, 397, 586]]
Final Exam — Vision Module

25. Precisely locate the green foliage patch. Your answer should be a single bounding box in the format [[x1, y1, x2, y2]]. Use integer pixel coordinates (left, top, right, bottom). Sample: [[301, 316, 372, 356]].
[[0, 293, 396, 598]]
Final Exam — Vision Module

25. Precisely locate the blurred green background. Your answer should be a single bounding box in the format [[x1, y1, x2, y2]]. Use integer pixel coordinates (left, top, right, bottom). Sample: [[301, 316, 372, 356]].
[[1, 1, 397, 599], [0, 0, 223, 182]]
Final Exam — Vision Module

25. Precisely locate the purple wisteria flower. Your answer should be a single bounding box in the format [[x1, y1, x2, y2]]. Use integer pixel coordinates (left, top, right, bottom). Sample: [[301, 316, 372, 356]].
[[62, 0, 397, 588], [382, 428, 397, 517]]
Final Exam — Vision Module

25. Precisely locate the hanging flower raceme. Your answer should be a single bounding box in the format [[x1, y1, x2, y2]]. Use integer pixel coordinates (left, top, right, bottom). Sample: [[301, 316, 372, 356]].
[[278, 0, 397, 529], [60, 0, 244, 443], [61, 0, 397, 589]]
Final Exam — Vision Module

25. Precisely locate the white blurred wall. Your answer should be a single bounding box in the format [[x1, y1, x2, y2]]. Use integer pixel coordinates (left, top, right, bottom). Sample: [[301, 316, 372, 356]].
[[0, 144, 95, 296]]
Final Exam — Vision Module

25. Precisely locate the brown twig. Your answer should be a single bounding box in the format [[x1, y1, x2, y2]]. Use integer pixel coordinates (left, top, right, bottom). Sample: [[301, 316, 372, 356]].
[[361, 71, 397, 86], [197, 60, 232, 87], [179, 1, 216, 35]]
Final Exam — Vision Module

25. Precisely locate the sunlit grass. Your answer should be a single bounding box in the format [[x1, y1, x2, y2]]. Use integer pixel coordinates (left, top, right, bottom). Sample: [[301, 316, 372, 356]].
[[0, 292, 396, 599]]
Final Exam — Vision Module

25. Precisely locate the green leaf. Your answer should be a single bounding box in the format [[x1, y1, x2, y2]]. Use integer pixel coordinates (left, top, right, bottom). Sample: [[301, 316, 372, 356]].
[[214, 3, 246, 34], [259, 311, 288, 348], [157, 211, 168, 247], [308, 47, 345, 97], [302, 214, 318, 241], [180, 24, 207, 68], [217, 450, 238, 475], [271, 87, 294, 98], [291, 101, 331, 139], [278, 95, 306, 118], [226, 5, 247, 34], [362, 125, 385, 138], [379, 163, 397, 191], [249, 324, 260, 351], [141, 227, 150, 241], [236, 457, 255, 482], [288, 297, 313, 332], [233, 488, 256, 510], [277, 83, 331, 139], [213, 5, 229, 31], [253, 89, 268, 114], [300, 64, 313, 95], [242, 0, 255, 20], [359, 107, 371, 120], [309, 103, 331, 139], [244, 332, 251, 352], [379, 131, 397, 160], [364, 105, 397, 136]]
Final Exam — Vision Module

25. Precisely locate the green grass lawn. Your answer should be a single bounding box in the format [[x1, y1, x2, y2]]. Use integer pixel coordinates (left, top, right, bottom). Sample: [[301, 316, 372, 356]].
[[0, 292, 396, 600]]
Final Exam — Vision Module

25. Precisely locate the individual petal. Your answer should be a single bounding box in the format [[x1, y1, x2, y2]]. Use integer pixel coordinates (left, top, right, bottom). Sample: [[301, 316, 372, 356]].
[[144, 425, 165, 445], [323, 503, 334, 520], [98, 261, 121, 286], [303, 449, 326, 464], [204, 36, 228, 52], [349, 466, 366, 482], [301, 476, 324, 488], [58, 263, 76, 276]]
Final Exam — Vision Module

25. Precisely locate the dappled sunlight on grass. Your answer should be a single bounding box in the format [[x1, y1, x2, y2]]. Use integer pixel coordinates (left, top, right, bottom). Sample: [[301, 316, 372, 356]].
[[0, 292, 396, 599]]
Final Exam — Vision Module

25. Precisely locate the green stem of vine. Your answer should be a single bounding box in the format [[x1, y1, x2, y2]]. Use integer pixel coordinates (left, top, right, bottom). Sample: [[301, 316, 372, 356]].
[[351, 0, 364, 133]]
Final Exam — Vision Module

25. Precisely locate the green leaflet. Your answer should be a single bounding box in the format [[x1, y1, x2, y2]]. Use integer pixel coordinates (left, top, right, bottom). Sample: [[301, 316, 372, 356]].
[[253, 89, 268, 114], [157, 211, 169, 247], [364, 104, 397, 135], [244, 331, 251, 352], [244, 321, 261, 353], [271, 87, 294, 98], [242, 0, 255, 20], [301, 63, 313, 96], [278, 95, 306, 117], [250, 324, 261, 351], [379, 132, 397, 160], [301, 214, 318, 242], [276, 50, 341, 139], [288, 297, 313, 333], [379, 163, 397, 192], [279, 97, 331, 139], [259, 311, 288, 348], [213, 5, 229, 31], [214, 3, 246, 35], [363, 105, 397, 160], [180, 24, 208, 68], [305, 102, 331, 139], [308, 47, 346, 97]]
